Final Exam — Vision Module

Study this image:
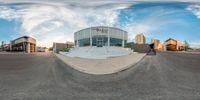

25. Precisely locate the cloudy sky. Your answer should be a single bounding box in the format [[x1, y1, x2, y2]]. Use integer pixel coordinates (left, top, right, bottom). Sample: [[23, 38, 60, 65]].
[[0, 0, 200, 48]]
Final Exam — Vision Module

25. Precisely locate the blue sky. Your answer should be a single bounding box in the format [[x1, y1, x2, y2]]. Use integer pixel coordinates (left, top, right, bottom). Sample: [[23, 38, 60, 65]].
[[117, 2, 200, 44], [0, 19, 21, 42], [0, 0, 200, 48]]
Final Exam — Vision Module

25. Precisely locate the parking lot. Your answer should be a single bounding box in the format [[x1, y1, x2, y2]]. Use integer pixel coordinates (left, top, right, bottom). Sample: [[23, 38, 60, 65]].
[[0, 52, 200, 100]]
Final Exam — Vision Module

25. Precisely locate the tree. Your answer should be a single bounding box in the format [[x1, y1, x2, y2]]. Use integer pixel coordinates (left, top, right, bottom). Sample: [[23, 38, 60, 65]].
[[1, 41, 4, 50], [184, 40, 190, 51]]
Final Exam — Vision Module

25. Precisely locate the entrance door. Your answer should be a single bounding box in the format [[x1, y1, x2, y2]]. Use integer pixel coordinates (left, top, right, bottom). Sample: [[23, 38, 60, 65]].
[[96, 37, 103, 47]]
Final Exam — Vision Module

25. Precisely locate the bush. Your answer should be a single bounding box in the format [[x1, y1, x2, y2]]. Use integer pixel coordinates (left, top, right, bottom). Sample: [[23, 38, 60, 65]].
[[60, 48, 70, 52]]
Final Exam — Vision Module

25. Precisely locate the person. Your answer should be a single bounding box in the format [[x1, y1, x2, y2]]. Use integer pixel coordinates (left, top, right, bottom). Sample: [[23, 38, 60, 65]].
[[148, 43, 156, 55]]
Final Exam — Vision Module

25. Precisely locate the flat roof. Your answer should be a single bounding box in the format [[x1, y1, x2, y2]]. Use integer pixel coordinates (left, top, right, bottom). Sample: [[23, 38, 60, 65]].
[[165, 38, 177, 42], [75, 26, 127, 34], [12, 36, 36, 41]]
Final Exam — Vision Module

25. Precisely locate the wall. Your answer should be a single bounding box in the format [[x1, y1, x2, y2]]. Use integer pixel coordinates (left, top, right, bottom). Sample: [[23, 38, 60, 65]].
[[131, 44, 150, 53]]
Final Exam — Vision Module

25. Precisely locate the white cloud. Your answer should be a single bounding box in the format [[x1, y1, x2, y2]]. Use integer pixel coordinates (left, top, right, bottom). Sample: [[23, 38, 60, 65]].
[[189, 41, 200, 48], [1, 0, 200, 4], [0, 2, 131, 47], [121, 8, 184, 43], [0, 0, 200, 47], [186, 5, 200, 48], [187, 5, 200, 19]]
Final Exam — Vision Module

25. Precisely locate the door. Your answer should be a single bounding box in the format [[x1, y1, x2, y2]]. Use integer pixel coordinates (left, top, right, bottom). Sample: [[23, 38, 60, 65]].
[[96, 37, 103, 47]]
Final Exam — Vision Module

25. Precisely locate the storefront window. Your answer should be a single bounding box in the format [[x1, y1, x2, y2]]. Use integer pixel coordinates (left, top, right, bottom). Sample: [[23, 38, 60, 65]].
[[110, 38, 122, 46], [78, 38, 90, 46], [92, 36, 108, 46], [77, 35, 124, 47]]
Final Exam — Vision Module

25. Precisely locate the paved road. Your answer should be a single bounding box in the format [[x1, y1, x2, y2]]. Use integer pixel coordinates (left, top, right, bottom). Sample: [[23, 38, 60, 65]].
[[0, 52, 200, 100]]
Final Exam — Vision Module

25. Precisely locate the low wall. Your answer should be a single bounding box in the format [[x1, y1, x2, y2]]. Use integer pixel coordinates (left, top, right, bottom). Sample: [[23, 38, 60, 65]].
[[131, 44, 150, 53]]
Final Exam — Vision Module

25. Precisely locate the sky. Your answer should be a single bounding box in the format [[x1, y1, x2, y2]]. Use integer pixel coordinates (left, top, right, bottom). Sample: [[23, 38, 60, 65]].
[[0, 0, 200, 48]]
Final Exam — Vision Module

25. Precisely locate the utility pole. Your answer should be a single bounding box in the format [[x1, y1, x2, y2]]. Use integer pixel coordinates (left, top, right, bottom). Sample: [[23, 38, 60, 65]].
[[10, 40, 12, 52]]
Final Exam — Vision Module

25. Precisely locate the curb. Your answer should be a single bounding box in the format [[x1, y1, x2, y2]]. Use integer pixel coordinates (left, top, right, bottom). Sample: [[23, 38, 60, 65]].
[[53, 52, 146, 75]]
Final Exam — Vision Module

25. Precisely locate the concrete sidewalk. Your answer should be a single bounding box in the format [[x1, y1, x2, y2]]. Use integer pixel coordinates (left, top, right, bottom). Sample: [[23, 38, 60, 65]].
[[177, 51, 200, 54], [0, 51, 17, 54], [0, 51, 35, 54], [55, 52, 146, 75]]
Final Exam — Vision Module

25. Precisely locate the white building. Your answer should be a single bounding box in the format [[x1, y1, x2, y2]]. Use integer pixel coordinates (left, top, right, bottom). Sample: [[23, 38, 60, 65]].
[[75, 26, 128, 47], [67, 26, 132, 59]]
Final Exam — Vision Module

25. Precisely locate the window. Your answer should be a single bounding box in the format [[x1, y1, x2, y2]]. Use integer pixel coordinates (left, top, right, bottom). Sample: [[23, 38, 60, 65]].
[[110, 38, 122, 46], [78, 38, 90, 46]]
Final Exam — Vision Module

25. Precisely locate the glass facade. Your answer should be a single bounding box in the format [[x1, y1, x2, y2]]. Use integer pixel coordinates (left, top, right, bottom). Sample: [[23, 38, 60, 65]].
[[110, 37, 122, 46], [92, 35, 108, 47], [78, 38, 90, 47], [75, 26, 128, 47], [78, 35, 124, 47]]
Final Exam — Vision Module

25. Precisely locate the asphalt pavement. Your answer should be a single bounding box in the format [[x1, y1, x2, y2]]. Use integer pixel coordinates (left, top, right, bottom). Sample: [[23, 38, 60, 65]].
[[0, 52, 200, 100]]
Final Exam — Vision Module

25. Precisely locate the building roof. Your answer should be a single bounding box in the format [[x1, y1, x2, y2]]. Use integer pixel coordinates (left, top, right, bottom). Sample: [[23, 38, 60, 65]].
[[66, 41, 74, 45], [12, 36, 36, 41], [165, 38, 177, 42], [136, 33, 144, 36], [75, 26, 127, 34], [11, 36, 36, 45]]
